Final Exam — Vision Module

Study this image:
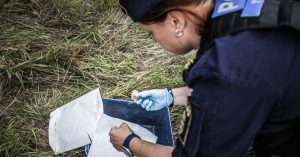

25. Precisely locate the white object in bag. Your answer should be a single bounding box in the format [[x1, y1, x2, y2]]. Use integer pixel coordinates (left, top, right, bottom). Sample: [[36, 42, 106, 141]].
[[87, 114, 157, 157], [49, 88, 103, 153]]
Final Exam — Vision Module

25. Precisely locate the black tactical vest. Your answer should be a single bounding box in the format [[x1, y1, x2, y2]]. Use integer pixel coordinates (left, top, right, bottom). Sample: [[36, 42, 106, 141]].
[[191, 1, 300, 156], [198, 0, 300, 57]]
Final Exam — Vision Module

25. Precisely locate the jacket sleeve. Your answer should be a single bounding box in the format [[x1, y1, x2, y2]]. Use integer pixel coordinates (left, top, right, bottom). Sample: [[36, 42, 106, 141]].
[[172, 74, 276, 157]]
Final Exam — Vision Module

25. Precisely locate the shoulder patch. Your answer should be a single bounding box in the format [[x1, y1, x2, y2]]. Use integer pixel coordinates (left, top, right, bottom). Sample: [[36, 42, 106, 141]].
[[212, 0, 247, 18], [212, 0, 265, 18], [241, 0, 265, 17]]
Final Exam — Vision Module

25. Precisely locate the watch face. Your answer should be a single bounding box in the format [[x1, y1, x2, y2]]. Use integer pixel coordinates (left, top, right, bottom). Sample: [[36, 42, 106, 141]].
[[121, 146, 133, 157]]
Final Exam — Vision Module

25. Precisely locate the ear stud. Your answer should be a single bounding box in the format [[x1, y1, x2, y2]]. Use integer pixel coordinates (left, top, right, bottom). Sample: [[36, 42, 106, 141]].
[[176, 29, 183, 37]]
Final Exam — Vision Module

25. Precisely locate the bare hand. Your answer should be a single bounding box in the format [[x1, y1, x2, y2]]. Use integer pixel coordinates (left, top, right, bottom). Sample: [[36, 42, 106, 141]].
[[109, 123, 133, 151]]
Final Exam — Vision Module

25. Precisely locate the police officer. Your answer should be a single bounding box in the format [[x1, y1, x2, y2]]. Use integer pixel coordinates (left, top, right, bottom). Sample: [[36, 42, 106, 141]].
[[109, 0, 300, 156]]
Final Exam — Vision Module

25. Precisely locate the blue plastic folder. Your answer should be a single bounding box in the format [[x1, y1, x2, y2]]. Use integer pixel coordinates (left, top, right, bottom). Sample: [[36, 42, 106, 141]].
[[85, 98, 174, 155]]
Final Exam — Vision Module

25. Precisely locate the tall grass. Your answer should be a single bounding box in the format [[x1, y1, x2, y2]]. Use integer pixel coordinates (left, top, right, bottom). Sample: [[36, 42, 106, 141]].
[[0, 0, 194, 156]]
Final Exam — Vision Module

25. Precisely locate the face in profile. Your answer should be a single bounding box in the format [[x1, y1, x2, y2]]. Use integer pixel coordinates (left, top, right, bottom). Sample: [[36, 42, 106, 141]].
[[138, 11, 201, 55]]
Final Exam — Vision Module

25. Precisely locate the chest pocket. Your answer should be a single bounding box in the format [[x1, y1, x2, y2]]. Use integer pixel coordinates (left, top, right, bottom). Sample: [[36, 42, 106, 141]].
[[177, 95, 217, 156]]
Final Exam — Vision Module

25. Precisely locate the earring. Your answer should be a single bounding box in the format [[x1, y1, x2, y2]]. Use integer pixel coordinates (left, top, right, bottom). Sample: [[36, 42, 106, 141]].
[[175, 29, 183, 38]]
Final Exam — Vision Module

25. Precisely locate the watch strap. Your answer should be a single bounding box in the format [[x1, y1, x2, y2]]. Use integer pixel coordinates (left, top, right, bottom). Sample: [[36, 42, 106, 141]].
[[123, 132, 141, 149], [167, 88, 174, 108]]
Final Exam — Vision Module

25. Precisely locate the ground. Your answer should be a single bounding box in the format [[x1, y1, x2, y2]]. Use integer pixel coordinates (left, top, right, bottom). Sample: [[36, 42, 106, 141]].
[[0, 0, 195, 156]]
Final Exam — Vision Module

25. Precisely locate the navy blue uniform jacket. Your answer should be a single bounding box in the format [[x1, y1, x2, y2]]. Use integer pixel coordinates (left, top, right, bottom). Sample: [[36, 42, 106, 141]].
[[172, 28, 300, 157]]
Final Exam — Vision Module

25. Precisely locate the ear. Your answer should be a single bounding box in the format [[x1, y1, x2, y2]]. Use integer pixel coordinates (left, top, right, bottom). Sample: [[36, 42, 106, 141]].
[[167, 11, 186, 31]]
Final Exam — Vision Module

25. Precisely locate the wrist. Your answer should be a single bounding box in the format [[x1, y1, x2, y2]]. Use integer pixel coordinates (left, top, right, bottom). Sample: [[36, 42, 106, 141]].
[[172, 86, 190, 96], [129, 136, 142, 151], [173, 95, 188, 106], [166, 88, 174, 108], [123, 132, 141, 149], [122, 137, 141, 157]]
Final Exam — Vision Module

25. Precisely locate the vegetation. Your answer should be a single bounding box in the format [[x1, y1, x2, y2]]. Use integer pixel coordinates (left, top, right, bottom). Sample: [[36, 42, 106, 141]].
[[0, 0, 194, 156]]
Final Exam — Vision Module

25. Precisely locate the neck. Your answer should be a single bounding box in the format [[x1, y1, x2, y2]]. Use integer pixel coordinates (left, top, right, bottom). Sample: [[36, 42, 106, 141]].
[[178, 0, 214, 26]]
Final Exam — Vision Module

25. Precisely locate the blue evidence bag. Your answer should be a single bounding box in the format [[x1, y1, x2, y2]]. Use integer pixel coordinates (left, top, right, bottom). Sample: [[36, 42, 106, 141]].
[[85, 98, 174, 155]]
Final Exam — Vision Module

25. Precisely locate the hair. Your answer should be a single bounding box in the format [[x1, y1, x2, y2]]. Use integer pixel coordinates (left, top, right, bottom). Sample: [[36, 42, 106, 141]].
[[138, 0, 208, 34], [139, 0, 205, 24]]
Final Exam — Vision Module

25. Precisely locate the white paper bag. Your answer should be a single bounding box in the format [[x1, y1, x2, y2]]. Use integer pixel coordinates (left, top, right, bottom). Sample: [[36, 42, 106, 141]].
[[49, 88, 103, 153]]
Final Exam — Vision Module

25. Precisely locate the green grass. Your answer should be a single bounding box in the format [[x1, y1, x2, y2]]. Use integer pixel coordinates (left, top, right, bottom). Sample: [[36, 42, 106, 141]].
[[0, 0, 195, 156]]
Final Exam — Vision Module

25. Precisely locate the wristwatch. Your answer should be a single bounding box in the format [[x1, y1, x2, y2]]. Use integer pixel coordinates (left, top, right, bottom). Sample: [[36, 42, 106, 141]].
[[122, 132, 141, 157], [167, 88, 174, 108], [121, 146, 134, 157]]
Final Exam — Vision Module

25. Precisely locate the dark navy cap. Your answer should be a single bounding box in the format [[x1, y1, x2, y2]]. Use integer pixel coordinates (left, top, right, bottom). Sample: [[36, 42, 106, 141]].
[[119, 0, 163, 22]]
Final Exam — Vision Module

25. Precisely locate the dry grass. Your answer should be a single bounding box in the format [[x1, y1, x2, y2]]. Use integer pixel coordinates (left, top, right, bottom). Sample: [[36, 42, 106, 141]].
[[0, 0, 195, 156]]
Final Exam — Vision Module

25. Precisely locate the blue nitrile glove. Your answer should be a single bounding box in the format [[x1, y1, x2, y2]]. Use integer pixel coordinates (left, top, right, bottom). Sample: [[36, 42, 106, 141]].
[[136, 89, 173, 111]]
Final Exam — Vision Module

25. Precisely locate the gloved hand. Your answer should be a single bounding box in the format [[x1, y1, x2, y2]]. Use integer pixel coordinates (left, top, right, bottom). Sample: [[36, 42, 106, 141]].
[[136, 89, 173, 111]]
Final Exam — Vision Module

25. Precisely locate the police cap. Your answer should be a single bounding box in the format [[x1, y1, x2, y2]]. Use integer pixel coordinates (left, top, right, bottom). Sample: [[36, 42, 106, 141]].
[[119, 0, 163, 22]]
